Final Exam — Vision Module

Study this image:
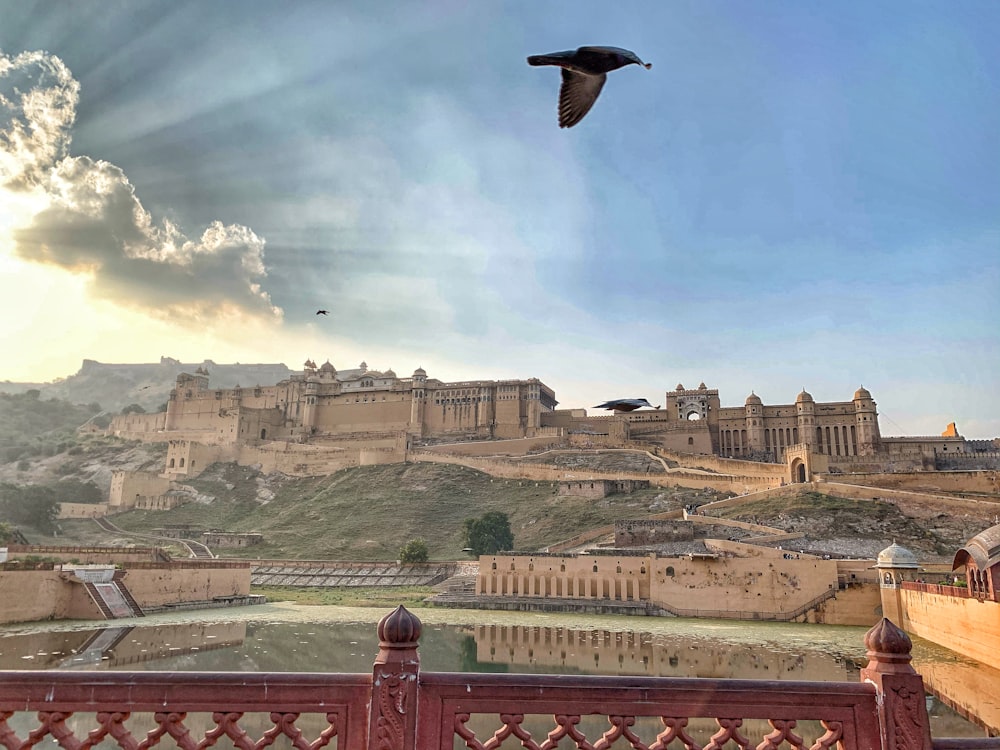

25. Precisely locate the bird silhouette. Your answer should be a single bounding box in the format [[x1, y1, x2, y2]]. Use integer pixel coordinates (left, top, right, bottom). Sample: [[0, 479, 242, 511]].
[[527, 45, 651, 128], [593, 398, 659, 412], [316, 310, 329, 315]]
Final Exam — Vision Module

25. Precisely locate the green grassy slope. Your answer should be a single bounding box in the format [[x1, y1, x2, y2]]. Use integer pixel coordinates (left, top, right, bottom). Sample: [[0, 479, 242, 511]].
[[99, 462, 726, 560]]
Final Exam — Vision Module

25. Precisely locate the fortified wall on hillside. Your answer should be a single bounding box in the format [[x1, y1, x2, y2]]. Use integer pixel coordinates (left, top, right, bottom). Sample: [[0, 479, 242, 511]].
[[104, 362, 995, 508]]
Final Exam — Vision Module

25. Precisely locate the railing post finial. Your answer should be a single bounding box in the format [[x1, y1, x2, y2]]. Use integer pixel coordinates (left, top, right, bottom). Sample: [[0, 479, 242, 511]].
[[860, 618, 932, 750]]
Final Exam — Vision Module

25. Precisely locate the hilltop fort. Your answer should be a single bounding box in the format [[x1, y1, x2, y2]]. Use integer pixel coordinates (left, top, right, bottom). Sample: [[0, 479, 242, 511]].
[[94, 359, 998, 514]]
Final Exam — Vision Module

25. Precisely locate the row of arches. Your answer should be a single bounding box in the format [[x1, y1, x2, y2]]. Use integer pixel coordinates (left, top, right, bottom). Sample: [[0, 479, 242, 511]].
[[479, 573, 644, 601], [968, 567, 995, 600], [717, 423, 864, 458]]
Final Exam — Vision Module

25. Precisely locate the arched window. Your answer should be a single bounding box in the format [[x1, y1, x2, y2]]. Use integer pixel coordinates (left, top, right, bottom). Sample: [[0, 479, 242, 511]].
[[169, 458, 175, 468]]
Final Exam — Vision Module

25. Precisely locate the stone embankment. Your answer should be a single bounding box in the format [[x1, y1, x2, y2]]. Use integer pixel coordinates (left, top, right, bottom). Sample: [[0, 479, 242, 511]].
[[250, 561, 466, 587]]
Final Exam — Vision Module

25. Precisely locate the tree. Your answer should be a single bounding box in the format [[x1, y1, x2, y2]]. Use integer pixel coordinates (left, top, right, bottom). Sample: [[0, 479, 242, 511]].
[[398, 538, 429, 563], [463, 511, 514, 556], [120, 403, 146, 415], [0, 483, 60, 533]]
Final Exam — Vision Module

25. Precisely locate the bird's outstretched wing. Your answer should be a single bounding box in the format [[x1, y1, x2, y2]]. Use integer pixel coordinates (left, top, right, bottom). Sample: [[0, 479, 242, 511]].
[[558, 69, 606, 128]]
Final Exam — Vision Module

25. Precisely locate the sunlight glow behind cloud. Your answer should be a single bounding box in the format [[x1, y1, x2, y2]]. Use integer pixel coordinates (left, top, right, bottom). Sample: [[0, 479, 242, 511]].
[[0, 48, 282, 324]]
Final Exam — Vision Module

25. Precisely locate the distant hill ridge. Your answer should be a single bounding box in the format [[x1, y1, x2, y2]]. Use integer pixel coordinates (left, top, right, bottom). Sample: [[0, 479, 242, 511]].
[[1, 357, 293, 412]]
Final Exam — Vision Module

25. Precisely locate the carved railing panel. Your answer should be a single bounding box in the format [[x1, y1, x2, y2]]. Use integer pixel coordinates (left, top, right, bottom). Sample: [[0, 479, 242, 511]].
[[0, 673, 369, 750], [416, 673, 880, 750]]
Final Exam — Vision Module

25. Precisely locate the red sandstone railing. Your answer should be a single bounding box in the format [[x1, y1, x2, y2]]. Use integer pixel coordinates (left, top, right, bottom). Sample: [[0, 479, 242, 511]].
[[903, 581, 971, 598], [1, 608, 997, 750]]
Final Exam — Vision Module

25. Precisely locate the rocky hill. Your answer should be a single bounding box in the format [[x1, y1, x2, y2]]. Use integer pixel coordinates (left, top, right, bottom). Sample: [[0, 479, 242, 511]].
[[1, 357, 293, 413]]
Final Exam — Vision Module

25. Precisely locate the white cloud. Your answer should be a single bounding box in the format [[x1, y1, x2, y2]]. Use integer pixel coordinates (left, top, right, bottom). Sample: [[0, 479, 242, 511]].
[[0, 48, 281, 323]]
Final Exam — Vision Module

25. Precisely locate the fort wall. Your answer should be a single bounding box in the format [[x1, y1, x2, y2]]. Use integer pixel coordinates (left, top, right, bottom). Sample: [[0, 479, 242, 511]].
[[58, 502, 110, 518], [816, 482, 1000, 523], [119, 561, 250, 608], [3, 546, 163, 564], [420, 434, 564, 457], [109, 470, 172, 509], [410, 450, 774, 493], [824, 471, 1000, 498], [477, 552, 867, 624], [896, 587, 1000, 667], [808, 583, 883, 626], [0, 568, 103, 623]]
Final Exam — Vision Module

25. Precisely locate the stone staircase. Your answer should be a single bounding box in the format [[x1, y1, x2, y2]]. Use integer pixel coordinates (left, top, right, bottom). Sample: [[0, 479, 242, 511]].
[[426, 573, 480, 606]]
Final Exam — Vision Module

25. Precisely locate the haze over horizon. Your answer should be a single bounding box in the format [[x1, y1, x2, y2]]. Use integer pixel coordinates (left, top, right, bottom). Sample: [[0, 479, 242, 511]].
[[1, 2, 998, 438]]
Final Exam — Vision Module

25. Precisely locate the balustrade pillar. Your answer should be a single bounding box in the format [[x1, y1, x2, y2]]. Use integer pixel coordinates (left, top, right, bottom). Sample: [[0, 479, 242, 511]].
[[368, 605, 421, 750], [860, 617, 933, 750]]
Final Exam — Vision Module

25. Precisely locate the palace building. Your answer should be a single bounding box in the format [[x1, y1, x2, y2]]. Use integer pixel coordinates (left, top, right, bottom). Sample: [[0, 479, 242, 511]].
[[107, 362, 991, 489], [111, 360, 558, 447]]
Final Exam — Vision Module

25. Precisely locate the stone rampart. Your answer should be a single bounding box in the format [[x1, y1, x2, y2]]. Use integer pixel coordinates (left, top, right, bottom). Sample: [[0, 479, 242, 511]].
[[681, 511, 783, 535], [107, 411, 167, 439], [644, 446, 788, 480], [58, 502, 110, 519], [896, 586, 1000, 667], [3, 545, 164, 563], [0, 569, 99, 624], [0, 561, 250, 624], [119, 561, 251, 608], [823, 471, 1000, 499], [818, 481, 1000, 519], [420, 435, 565, 457], [409, 450, 770, 493], [614, 519, 694, 546]]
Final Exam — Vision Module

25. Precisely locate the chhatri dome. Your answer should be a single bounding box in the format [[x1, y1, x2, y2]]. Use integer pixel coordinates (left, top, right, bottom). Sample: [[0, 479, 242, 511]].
[[876, 542, 919, 570], [796, 389, 813, 403], [854, 385, 872, 400], [745, 392, 762, 405]]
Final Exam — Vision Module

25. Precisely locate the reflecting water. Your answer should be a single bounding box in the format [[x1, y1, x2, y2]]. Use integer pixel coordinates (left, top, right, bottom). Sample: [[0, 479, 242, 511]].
[[0, 602, 995, 738]]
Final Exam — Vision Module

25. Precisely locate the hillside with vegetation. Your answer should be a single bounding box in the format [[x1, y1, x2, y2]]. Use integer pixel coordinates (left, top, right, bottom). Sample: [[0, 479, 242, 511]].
[[41, 457, 994, 563], [0, 391, 104, 464], [54, 462, 727, 559]]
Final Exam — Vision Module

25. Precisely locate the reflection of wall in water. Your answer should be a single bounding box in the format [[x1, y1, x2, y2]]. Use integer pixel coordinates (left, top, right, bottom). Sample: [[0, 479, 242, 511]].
[[0, 630, 100, 668], [102, 621, 247, 667], [474, 624, 859, 681], [915, 656, 1000, 736], [0, 621, 246, 670]]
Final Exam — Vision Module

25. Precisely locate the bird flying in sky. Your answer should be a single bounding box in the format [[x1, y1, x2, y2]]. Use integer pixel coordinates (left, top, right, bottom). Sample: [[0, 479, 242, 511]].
[[527, 45, 651, 128], [316, 310, 329, 315], [593, 398, 659, 412]]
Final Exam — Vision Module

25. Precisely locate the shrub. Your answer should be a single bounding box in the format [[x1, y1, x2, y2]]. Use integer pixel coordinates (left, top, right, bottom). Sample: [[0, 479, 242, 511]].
[[399, 538, 429, 564]]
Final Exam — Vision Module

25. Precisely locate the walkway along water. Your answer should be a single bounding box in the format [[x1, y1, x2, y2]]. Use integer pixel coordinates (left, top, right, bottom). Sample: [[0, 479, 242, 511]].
[[1, 607, 997, 749]]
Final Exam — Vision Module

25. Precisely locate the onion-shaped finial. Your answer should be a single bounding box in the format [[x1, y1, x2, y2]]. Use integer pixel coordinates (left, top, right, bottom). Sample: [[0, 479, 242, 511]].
[[377, 605, 422, 647], [864, 618, 914, 674]]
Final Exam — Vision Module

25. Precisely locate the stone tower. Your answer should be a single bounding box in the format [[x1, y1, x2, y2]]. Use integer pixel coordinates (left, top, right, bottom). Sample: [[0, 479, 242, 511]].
[[409, 367, 427, 438], [744, 392, 764, 452], [854, 386, 881, 456], [795, 389, 816, 449]]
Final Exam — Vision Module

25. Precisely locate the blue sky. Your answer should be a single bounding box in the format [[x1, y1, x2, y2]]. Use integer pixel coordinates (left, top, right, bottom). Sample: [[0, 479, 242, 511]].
[[1, 1, 997, 437]]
